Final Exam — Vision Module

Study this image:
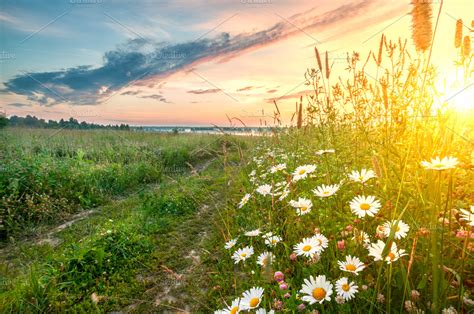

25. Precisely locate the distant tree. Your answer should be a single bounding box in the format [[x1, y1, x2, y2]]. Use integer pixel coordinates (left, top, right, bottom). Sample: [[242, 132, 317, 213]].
[[0, 115, 8, 129], [6, 115, 130, 131]]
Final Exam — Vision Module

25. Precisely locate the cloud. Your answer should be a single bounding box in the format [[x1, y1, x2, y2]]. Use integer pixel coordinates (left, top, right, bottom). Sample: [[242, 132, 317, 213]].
[[187, 88, 221, 94], [140, 94, 170, 103], [236, 86, 261, 92], [266, 89, 313, 103], [267, 89, 278, 94], [7, 102, 32, 107], [4, 0, 379, 106]]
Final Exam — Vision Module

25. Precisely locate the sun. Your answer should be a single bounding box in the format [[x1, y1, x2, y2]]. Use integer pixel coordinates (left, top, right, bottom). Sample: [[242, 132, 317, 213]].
[[435, 70, 474, 113]]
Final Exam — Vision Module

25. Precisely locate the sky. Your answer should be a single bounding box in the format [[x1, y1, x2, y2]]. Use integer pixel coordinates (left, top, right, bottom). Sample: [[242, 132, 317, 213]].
[[0, 0, 472, 126]]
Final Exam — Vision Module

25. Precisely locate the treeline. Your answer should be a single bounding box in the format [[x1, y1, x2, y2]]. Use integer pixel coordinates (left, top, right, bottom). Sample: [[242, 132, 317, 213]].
[[3, 115, 130, 130]]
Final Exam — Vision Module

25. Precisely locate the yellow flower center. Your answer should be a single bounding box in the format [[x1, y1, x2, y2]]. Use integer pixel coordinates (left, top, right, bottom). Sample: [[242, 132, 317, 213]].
[[359, 176, 364, 181], [360, 203, 371, 211], [272, 239, 277, 244], [312, 287, 326, 300], [299, 169, 306, 175], [346, 264, 356, 271], [301, 206, 308, 212], [240, 253, 247, 257], [387, 252, 395, 261], [396, 226, 401, 232], [323, 191, 330, 195], [230, 307, 239, 314], [342, 283, 350, 292], [249, 297, 260, 308], [302, 245, 312, 252]]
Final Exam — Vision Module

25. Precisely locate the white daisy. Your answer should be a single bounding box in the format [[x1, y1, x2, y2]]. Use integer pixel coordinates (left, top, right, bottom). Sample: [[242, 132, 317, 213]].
[[421, 156, 459, 170], [337, 255, 365, 274], [300, 275, 333, 304], [348, 169, 377, 183], [223, 298, 241, 314], [368, 240, 407, 264], [278, 188, 290, 201], [270, 163, 286, 173], [256, 184, 272, 196], [382, 220, 410, 239], [225, 238, 237, 249], [292, 164, 317, 181], [349, 195, 382, 218], [315, 149, 335, 155], [313, 184, 340, 198], [335, 277, 358, 301], [255, 309, 274, 314], [352, 230, 370, 244], [265, 235, 282, 247], [241, 287, 264, 310], [245, 229, 261, 237], [459, 206, 474, 226], [257, 252, 274, 267], [294, 237, 320, 258], [312, 233, 329, 253], [262, 231, 273, 239], [232, 246, 254, 264], [289, 197, 313, 216], [238, 193, 251, 208]]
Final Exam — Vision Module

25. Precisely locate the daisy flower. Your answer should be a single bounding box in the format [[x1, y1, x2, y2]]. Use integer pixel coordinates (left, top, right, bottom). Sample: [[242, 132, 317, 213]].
[[224, 298, 241, 314], [265, 235, 282, 247], [238, 193, 251, 208], [350, 195, 382, 218], [232, 246, 254, 264], [335, 277, 358, 301], [459, 206, 474, 226], [348, 169, 377, 183], [313, 184, 340, 198], [382, 220, 410, 239], [270, 163, 286, 173], [289, 197, 313, 216], [292, 164, 317, 181], [315, 149, 335, 155], [256, 184, 272, 196], [421, 156, 458, 170], [278, 188, 290, 201], [294, 237, 320, 258], [241, 287, 264, 310], [368, 240, 407, 264], [313, 233, 329, 253], [225, 238, 237, 249], [255, 309, 274, 314], [257, 252, 274, 267], [299, 275, 333, 304], [352, 230, 370, 244], [337, 255, 365, 274], [245, 229, 261, 237]]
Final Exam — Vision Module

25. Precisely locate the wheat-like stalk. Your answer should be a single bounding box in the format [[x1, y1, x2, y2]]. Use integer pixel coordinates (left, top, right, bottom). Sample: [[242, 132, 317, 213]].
[[454, 19, 463, 48], [410, 0, 433, 52], [462, 35, 471, 58]]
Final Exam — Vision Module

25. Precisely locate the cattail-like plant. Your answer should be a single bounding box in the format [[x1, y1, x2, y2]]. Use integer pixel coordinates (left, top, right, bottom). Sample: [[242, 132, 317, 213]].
[[454, 19, 463, 48], [325, 51, 330, 79], [314, 47, 322, 72], [462, 35, 471, 58], [410, 0, 433, 52], [377, 34, 384, 66]]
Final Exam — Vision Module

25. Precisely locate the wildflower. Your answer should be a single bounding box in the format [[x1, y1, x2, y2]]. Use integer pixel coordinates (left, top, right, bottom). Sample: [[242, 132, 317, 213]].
[[278, 188, 290, 201], [232, 246, 254, 264], [421, 156, 458, 170], [313, 233, 329, 253], [297, 304, 306, 311], [411, 290, 420, 301], [361, 285, 368, 291], [257, 252, 274, 267], [315, 149, 335, 155], [352, 230, 370, 244], [348, 169, 376, 183], [350, 195, 382, 218], [224, 298, 241, 314], [225, 238, 237, 249], [294, 237, 320, 258], [289, 253, 297, 261], [375, 225, 386, 238], [289, 197, 313, 216], [382, 220, 410, 239], [441, 306, 458, 314], [273, 299, 283, 310], [245, 229, 261, 237], [274, 271, 285, 283], [377, 293, 385, 303], [313, 184, 340, 198], [368, 240, 407, 264], [335, 295, 345, 304], [459, 206, 474, 226], [345, 224, 354, 232], [338, 255, 365, 274], [241, 287, 264, 310], [300, 275, 333, 304], [417, 227, 430, 237], [238, 193, 251, 208], [270, 163, 286, 173], [256, 184, 272, 196], [335, 277, 358, 301], [293, 164, 317, 181], [283, 293, 291, 298], [337, 240, 345, 250], [265, 235, 282, 247], [279, 282, 288, 290]]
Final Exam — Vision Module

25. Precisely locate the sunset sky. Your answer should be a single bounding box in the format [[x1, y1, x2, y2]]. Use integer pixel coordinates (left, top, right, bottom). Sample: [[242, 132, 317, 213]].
[[1, 0, 472, 126]]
